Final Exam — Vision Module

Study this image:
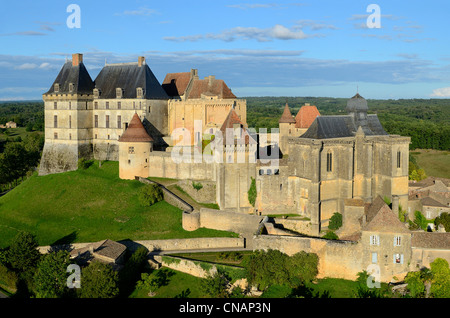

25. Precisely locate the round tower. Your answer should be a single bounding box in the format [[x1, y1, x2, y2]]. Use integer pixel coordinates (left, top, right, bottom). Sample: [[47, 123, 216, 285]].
[[118, 113, 153, 180]]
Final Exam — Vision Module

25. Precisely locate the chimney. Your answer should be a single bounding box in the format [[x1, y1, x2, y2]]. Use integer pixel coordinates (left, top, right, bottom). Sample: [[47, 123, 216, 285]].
[[72, 53, 83, 67], [208, 75, 215, 86], [138, 56, 145, 67], [392, 195, 399, 216], [191, 69, 199, 80]]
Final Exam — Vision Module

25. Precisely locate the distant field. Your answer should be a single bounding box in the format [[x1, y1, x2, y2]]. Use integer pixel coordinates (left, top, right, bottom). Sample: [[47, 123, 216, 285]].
[[410, 149, 450, 179], [0, 161, 235, 248], [0, 127, 42, 142]]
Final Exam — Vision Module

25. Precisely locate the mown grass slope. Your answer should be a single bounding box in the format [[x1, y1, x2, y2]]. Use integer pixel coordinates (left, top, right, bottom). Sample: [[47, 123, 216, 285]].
[[0, 161, 235, 248]]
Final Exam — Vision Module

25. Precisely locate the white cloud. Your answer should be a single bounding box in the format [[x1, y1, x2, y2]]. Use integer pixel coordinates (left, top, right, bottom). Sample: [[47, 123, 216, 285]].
[[165, 24, 316, 42], [430, 87, 450, 97], [117, 7, 159, 16], [39, 62, 51, 69], [15, 63, 38, 70]]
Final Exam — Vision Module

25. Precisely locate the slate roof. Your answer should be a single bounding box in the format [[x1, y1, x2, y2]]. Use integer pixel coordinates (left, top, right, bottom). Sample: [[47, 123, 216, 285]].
[[301, 114, 387, 139], [346, 93, 368, 112], [294, 105, 320, 128], [44, 61, 95, 95], [118, 113, 154, 143], [411, 232, 450, 249], [279, 103, 296, 123], [94, 62, 168, 99]]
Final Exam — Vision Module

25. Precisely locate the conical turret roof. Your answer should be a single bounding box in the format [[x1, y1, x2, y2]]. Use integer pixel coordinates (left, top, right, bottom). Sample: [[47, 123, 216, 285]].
[[118, 113, 153, 143], [279, 103, 296, 123]]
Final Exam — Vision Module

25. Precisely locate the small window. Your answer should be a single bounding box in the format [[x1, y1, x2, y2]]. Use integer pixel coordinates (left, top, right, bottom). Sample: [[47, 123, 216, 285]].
[[394, 236, 401, 247], [128, 159, 131, 165], [54, 102, 57, 110], [94, 101, 98, 109], [69, 83, 74, 93], [117, 115, 122, 129], [118, 101, 121, 110], [106, 115, 109, 128], [95, 134, 97, 139], [106, 102, 109, 110], [54, 132, 58, 139], [69, 133, 72, 140], [397, 151, 401, 168], [267, 169, 272, 175], [54, 115, 58, 128], [259, 169, 264, 175], [371, 252, 377, 264], [326, 152, 332, 172], [370, 235, 379, 246], [69, 115, 72, 129], [128, 147, 135, 154], [69, 101, 72, 110], [107, 135, 110, 140], [94, 115, 98, 128], [393, 254, 403, 264]]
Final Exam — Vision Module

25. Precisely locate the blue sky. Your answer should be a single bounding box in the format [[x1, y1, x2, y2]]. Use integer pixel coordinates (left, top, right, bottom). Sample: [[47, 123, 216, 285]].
[[1, 0, 450, 100]]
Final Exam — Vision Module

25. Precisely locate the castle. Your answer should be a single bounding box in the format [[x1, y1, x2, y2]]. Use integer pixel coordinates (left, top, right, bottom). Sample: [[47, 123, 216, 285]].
[[41, 53, 411, 235], [39, 53, 450, 282]]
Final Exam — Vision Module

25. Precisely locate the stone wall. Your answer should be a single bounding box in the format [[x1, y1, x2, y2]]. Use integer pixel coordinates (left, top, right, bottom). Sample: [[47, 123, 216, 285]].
[[183, 208, 264, 234], [177, 179, 216, 204], [272, 218, 313, 236]]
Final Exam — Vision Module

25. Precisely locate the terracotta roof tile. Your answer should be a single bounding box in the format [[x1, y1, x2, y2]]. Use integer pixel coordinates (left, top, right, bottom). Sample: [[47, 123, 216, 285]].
[[219, 109, 256, 145], [118, 113, 153, 143], [279, 103, 296, 123], [162, 72, 192, 97], [294, 105, 320, 128], [188, 78, 236, 99]]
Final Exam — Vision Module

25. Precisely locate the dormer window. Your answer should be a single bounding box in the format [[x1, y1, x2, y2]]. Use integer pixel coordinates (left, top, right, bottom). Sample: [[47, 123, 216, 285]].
[[54, 83, 59, 93], [69, 83, 74, 93], [136, 87, 143, 98], [116, 88, 123, 99], [93, 88, 100, 98]]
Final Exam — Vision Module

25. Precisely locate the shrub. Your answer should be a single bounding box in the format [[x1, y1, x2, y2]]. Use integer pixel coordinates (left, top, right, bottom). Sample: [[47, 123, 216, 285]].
[[77, 158, 93, 170], [322, 231, 339, 240], [328, 212, 342, 230], [192, 181, 203, 191], [138, 184, 164, 207], [247, 177, 257, 207]]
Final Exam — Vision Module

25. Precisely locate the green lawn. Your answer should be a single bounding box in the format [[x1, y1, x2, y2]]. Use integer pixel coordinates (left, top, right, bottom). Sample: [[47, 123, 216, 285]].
[[411, 149, 450, 179], [0, 160, 235, 248], [0, 127, 42, 142]]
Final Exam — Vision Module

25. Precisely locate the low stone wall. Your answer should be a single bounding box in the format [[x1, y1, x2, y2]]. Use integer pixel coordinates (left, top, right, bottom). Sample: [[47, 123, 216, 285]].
[[183, 208, 265, 234], [177, 179, 216, 204], [272, 218, 313, 235], [122, 237, 245, 253], [137, 177, 193, 212]]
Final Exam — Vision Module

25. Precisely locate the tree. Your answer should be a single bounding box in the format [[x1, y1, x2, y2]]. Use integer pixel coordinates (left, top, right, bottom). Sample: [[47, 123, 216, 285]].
[[201, 270, 231, 298], [80, 261, 119, 298], [435, 212, 450, 232], [138, 183, 163, 207], [404, 271, 425, 297], [328, 212, 342, 230], [7, 231, 41, 273], [247, 177, 257, 207], [430, 258, 450, 298], [34, 250, 71, 298]]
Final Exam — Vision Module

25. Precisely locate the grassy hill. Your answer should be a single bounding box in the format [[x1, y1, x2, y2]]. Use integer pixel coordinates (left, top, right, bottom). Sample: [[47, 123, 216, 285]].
[[410, 149, 450, 179], [0, 161, 235, 248]]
